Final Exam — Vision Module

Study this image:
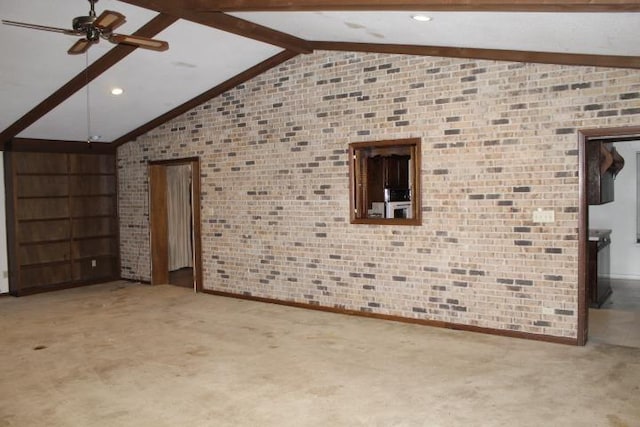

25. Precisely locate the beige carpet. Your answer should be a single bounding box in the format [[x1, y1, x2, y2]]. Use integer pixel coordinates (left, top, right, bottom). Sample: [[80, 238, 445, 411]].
[[1, 281, 639, 426]]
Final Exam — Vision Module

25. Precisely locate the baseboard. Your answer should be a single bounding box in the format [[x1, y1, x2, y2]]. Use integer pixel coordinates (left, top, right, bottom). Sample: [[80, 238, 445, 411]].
[[9, 277, 120, 297], [201, 289, 578, 346], [608, 273, 640, 281], [120, 277, 151, 285]]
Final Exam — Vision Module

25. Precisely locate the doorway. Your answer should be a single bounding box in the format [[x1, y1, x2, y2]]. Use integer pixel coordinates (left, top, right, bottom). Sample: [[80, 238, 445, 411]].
[[578, 126, 640, 346], [148, 158, 203, 291]]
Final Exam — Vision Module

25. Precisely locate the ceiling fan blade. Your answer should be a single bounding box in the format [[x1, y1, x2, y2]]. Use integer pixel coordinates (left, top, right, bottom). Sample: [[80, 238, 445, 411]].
[[2, 19, 79, 35], [68, 38, 95, 55], [94, 10, 126, 31], [109, 34, 169, 51]]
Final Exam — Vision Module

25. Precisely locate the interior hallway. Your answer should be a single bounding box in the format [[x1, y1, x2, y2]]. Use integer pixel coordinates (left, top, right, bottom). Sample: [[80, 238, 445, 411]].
[[590, 278, 640, 348], [1, 281, 639, 427]]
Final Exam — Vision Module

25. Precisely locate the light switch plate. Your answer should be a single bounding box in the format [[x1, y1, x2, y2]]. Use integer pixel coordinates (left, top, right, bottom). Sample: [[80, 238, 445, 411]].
[[533, 209, 555, 223]]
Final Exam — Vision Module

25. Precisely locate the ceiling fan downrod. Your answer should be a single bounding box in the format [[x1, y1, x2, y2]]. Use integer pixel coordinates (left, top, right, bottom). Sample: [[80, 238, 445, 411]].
[[72, 0, 99, 41]]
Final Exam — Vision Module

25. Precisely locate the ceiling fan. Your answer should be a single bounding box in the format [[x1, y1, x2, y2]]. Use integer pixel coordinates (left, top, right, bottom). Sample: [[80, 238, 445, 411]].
[[2, 0, 169, 55]]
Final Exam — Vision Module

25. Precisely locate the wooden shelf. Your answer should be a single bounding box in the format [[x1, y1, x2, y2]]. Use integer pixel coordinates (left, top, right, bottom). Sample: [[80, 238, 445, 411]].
[[19, 238, 70, 246], [71, 234, 117, 242], [20, 260, 70, 269], [5, 151, 120, 295], [18, 217, 70, 223], [17, 195, 68, 200], [15, 172, 69, 177], [71, 214, 116, 220]]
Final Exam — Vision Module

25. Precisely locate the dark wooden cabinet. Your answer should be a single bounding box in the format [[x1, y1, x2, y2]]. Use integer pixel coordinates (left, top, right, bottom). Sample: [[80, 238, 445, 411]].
[[366, 155, 410, 204], [587, 141, 624, 205], [366, 156, 385, 203], [588, 229, 613, 308], [4, 151, 119, 295], [385, 155, 410, 189]]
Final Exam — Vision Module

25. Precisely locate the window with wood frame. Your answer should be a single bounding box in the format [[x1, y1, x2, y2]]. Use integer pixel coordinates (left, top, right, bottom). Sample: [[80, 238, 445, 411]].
[[349, 138, 422, 225]]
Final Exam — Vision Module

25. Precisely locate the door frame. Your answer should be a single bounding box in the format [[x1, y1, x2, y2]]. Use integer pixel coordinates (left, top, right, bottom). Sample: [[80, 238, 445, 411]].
[[148, 157, 203, 291], [577, 126, 640, 345]]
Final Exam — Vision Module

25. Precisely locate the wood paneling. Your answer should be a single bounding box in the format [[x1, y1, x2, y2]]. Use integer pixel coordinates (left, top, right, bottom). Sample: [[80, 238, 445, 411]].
[[17, 176, 69, 198], [70, 154, 116, 174], [20, 264, 72, 289], [73, 257, 118, 282], [18, 220, 70, 243], [17, 199, 69, 220], [72, 238, 117, 258], [20, 242, 71, 266], [4, 151, 120, 296], [70, 175, 116, 196], [71, 196, 116, 217], [13, 152, 68, 173], [72, 218, 117, 238]]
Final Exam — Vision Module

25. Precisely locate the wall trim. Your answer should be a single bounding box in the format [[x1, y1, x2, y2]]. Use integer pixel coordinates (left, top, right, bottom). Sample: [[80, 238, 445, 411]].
[[9, 277, 120, 297], [4, 138, 116, 154], [201, 289, 578, 346], [120, 278, 151, 285], [608, 274, 640, 281]]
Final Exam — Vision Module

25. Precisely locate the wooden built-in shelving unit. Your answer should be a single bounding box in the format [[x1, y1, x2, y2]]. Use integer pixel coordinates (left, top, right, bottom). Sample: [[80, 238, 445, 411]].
[[5, 151, 119, 295]]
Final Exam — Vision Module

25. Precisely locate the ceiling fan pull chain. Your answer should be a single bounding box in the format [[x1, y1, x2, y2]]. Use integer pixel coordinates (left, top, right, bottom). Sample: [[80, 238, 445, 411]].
[[85, 51, 92, 144]]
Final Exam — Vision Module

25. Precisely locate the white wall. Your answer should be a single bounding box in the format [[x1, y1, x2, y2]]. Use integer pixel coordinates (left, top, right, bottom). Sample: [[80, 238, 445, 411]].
[[589, 140, 640, 280], [0, 152, 8, 293]]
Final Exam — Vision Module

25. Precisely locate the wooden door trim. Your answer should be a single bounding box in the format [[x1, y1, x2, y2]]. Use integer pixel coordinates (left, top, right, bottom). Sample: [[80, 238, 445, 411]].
[[149, 164, 169, 285], [577, 126, 640, 346], [148, 158, 203, 291]]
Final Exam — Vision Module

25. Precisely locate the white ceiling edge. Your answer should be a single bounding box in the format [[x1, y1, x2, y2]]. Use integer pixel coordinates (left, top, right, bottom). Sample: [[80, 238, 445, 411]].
[[231, 11, 640, 56], [17, 20, 283, 142]]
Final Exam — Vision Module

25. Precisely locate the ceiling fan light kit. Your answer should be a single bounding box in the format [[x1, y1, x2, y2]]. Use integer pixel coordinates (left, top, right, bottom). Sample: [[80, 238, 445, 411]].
[[2, 0, 169, 55]]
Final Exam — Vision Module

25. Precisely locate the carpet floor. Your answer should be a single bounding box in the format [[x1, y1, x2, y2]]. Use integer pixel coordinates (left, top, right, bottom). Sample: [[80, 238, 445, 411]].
[[1, 281, 639, 426]]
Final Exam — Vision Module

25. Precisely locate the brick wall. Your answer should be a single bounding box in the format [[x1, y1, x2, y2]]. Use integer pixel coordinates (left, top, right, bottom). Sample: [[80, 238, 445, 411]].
[[118, 51, 640, 339]]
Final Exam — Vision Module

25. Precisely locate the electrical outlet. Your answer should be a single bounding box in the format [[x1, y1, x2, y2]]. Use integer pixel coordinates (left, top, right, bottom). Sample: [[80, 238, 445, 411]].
[[532, 209, 554, 223], [91, 259, 97, 268], [2, 271, 7, 279]]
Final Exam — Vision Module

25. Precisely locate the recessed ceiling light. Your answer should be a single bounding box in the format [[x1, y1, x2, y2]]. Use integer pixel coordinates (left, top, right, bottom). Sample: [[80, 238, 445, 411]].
[[411, 15, 432, 22], [111, 87, 124, 96], [89, 135, 101, 141]]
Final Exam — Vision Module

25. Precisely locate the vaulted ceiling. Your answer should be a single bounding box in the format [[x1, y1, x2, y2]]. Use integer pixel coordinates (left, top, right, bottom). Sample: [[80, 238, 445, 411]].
[[1, 0, 639, 150]]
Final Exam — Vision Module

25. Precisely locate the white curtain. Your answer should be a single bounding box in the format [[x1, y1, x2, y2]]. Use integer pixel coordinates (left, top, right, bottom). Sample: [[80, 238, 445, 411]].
[[167, 164, 193, 270]]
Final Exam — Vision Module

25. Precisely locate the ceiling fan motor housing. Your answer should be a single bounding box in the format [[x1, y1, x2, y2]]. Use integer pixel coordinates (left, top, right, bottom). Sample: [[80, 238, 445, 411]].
[[72, 16, 100, 41], [2, 0, 168, 54]]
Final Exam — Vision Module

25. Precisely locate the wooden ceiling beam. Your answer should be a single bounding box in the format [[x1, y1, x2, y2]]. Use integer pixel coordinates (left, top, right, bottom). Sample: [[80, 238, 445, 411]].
[[5, 138, 116, 154], [113, 49, 300, 146], [119, 1, 312, 52], [120, 0, 640, 12], [311, 41, 640, 69], [0, 13, 178, 148]]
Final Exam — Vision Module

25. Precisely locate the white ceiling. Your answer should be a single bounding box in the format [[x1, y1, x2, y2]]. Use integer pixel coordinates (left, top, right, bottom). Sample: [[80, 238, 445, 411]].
[[232, 11, 640, 56], [0, 1, 638, 145]]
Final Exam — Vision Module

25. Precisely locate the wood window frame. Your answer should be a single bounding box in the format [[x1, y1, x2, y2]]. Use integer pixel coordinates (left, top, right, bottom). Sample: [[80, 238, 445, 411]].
[[349, 137, 422, 226]]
